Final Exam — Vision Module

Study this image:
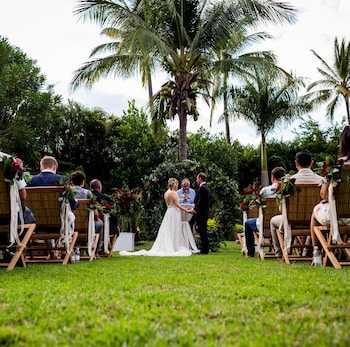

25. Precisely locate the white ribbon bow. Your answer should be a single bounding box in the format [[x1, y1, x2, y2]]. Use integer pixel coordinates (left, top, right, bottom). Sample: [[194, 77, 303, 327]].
[[9, 181, 24, 246], [87, 209, 96, 256]]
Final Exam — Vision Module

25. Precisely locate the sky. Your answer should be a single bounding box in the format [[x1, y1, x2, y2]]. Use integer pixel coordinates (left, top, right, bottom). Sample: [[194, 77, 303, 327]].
[[0, 0, 349, 146]]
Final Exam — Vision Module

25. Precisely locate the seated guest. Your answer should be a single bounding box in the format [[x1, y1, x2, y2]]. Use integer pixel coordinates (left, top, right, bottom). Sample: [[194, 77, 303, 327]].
[[28, 156, 65, 186], [28, 155, 77, 259], [0, 152, 35, 223], [28, 155, 78, 210], [270, 150, 323, 259], [0, 152, 35, 258], [70, 170, 91, 199], [70, 171, 103, 254], [90, 179, 119, 253], [244, 166, 286, 258], [177, 178, 196, 204]]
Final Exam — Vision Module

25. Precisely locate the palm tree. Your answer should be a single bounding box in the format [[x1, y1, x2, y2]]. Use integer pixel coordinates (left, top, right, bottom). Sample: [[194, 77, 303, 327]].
[[70, 1, 156, 102], [71, 0, 297, 160], [210, 29, 277, 144], [229, 68, 307, 186], [305, 37, 350, 124]]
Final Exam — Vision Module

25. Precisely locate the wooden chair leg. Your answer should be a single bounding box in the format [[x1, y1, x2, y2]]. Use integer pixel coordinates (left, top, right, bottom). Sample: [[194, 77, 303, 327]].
[[276, 229, 290, 265], [253, 231, 264, 260], [107, 234, 117, 257], [237, 232, 247, 256], [90, 233, 100, 261], [313, 226, 341, 269], [63, 232, 79, 265], [7, 224, 35, 271]]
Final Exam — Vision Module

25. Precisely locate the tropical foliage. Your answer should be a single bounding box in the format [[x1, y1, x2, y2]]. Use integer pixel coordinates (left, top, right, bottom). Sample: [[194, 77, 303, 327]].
[[229, 67, 308, 185], [305, 37, 350, 124], [71, 0, 297, 160]]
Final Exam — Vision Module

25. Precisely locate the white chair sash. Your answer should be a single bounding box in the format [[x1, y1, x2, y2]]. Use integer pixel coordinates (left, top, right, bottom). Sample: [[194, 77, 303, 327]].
[[328, 183, 341, 243], [9, 182, 24, 246], [241, 210, 248, 253], [104, 213, 110, 253], [88, 209, 96, 256], [258, 206, 264, 247], [59, 202, 75, 252], [281, 197, 292, 250]]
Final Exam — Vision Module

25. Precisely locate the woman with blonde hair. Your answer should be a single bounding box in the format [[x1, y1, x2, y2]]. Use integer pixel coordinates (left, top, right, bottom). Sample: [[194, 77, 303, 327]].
[[120, 178, 195, 256]]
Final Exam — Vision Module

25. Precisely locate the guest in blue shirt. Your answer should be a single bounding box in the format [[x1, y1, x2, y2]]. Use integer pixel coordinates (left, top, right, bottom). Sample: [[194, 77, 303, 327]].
[[177, 178, 196, 204]]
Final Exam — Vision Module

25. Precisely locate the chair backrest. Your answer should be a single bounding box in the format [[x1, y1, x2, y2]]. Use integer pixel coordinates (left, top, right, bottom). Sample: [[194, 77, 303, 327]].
[[286, 184, 320, 225], [0, 162, 10, 219], [334, 164, 350, 218], [25, 186, 64, 229], [263, 197, 280, 231], [74, 199, 90, 232], [247, 206, 259, 219]]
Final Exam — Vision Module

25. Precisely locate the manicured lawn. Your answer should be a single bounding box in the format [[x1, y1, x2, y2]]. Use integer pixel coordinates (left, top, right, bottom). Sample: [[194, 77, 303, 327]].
[[0, 241, 349, 346]]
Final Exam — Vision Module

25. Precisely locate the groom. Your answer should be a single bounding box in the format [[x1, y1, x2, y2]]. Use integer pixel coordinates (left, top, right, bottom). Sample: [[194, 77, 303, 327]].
[[189, 172, 211, 254]]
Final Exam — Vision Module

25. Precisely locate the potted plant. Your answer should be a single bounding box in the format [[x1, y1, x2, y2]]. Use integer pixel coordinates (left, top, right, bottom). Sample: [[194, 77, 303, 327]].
[[111, 186, 141, 251]]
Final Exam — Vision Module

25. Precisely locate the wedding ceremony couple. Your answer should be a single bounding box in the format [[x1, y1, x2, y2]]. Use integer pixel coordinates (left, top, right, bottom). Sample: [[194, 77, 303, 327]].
[[120, 173, 211, 257]]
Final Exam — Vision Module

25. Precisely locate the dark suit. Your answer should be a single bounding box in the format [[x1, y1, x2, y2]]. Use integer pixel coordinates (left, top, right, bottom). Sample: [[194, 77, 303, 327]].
[[28, 171, 65, 186], [190, 182, 211, 254]]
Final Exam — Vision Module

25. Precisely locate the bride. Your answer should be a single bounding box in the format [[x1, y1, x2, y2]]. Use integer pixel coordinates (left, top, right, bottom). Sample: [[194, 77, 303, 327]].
[[120, 178, 198, 256]]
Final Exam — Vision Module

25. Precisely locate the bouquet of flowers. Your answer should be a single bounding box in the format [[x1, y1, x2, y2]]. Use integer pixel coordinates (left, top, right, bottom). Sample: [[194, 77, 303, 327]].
[[273, 173, 296, 206], [112, 187, 140, 218], [88, 194, 102, 211], [2, 156, 30, 184], [239, 182, 265, 211], [111, 186, 141, 232], [101, 201, 118, 217], [315, 156, 342, 185], [57, 178, 77, 204]]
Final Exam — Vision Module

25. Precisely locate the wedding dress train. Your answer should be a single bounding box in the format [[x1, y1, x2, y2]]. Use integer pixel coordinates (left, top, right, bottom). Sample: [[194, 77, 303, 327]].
[[120, 202, 199, 256]]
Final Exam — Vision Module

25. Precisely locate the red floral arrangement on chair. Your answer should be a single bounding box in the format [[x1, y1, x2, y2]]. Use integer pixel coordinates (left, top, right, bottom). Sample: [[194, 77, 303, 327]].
[[2, 156, 28, 184], [315, 156, 342, 185], [239, 182, 265, 211]]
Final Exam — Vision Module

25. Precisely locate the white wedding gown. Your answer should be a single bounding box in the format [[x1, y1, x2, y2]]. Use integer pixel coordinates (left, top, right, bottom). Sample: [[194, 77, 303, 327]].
[[120, 202, 198, 256]]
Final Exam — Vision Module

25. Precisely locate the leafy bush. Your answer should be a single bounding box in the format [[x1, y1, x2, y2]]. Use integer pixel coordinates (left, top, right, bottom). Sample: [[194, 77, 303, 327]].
[[139, 160, 240, 242]]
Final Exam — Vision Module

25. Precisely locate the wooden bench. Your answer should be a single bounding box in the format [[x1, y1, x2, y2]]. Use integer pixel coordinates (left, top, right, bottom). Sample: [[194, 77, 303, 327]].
[[0, 162, 35, 271], [23, 186, 78, 265]]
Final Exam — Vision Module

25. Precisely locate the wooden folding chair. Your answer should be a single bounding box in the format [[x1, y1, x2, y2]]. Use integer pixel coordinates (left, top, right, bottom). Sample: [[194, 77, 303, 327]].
[[98, 224, 119, 257], [73, 199, 100, 261], [24, 186, 78, 265], [238, 207, 259, 256], [313, 165, 350, 268], [0, 163, 35, 271], [254, 197, 280, 260], [276, 184, 320, 264]]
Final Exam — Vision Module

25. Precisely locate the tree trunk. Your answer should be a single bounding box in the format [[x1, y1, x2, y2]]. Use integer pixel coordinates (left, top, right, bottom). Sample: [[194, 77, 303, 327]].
[[223, 68, 231, 144], [178, 105, 188, 161], [260, 132, 269, 186], [345, 97, 350, 125]]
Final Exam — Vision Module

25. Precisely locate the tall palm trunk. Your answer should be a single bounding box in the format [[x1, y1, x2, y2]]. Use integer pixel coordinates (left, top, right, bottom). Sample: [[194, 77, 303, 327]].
[[260, 132, 269, 186], [223, 71, 231, 144], [178, 104, 188, 161], [345, 97, 350, 124]]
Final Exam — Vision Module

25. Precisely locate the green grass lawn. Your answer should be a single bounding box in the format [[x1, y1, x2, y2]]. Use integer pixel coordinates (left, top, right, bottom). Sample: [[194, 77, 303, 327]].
[[1, 241, 349, 347]]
